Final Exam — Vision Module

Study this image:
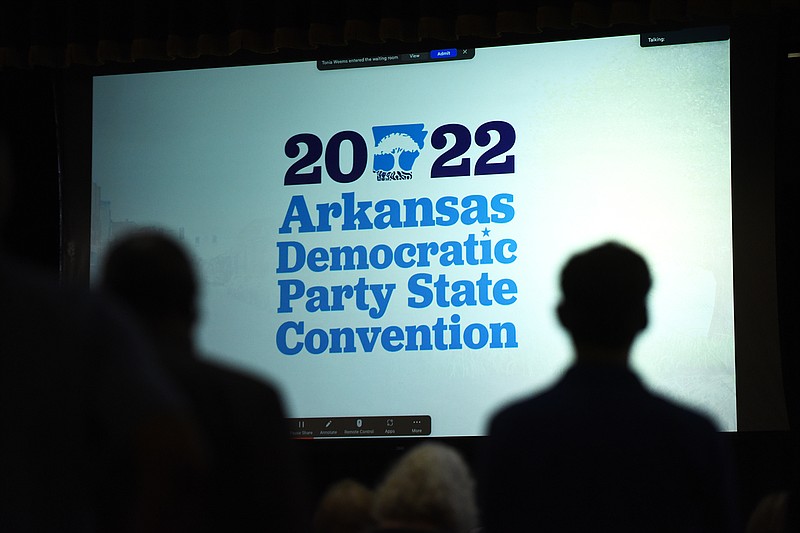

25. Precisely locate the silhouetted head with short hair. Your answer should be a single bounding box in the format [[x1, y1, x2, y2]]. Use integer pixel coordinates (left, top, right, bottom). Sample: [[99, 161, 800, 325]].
[[557, 241, 652, 360], [100, 230, 198, 340]]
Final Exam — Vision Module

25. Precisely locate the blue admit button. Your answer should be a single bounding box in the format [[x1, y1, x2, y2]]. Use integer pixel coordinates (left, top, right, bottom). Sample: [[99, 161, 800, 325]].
[[430, 48, 457, 59]]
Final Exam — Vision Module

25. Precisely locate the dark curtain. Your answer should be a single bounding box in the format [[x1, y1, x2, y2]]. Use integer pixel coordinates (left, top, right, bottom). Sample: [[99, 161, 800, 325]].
[[1, 0, 798, 69], [0, 71, 61, 273]]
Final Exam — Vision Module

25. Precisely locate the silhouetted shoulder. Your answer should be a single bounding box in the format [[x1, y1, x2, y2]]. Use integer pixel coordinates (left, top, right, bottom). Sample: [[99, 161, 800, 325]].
[[165, 354, 285, 422], [481, 364, 737, 533], [159, 353, 301, 532], [1, 254, 181, 421], [1, 255, 187, 530], [491, 364, 718, 435]]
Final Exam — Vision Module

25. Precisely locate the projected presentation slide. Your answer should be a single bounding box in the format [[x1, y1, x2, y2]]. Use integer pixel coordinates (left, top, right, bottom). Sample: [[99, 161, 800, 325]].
[[91, 28, 735, 437]]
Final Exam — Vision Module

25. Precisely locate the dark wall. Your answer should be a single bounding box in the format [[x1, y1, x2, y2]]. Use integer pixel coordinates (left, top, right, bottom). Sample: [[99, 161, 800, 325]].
[[1, 70, 61, 275], [774, 32, 800, 520], [776, 35, 800, 447]]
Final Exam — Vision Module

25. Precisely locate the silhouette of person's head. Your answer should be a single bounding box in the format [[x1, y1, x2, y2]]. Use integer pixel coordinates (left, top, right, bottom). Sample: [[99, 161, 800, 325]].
[[373, 442, 478, 533], [100, 230, 198, 339], [557, 241, 652, 359], [312, 478, 376, 533]]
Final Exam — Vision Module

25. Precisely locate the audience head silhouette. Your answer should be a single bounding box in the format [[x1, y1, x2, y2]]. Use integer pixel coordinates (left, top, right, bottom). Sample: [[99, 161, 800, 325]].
[[101, 229, 198, 340], [480, 242, 739, 533], [99, 228, 307, 532], [557, 241, 652, 361], [373, 442, 478, 533], [312, 478, 376, 533]]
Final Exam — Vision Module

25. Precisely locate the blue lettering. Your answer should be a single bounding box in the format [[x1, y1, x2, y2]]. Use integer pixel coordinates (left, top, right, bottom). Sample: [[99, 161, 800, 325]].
[[435, 196, 459, 225], [369, 244, 392, 269], [316, 200, 342, 231], [491, 193, 515, 222], [374, 199, 401, 229], [496, 239, 517, 264], [305, 328, 329, 354], [381, 326, 404, 352], [342, 191, 374, 230], [329, 328, 357, 353], [463, 323, 489, 349], [307, 247, 329, 272], [439, 241, 463, 267], [331, 245, 369, 270], [404, 324, 432, 350], [278, 279, 305, 312], [277, 241, 305, 273], [280, 192, 513, 234], [277, 318, 517, 355], [402, 197, 434, 228], [494, 278, 518, 305], [408, 273, 433, 308], [448, 314, 462, 349], [306, 286, 330, 313], [277, 321, 303, 355], [461, 195, 491, 224], [407, 272, 518, 308], [490, 322, 518, 348], [279, 195, 317, 234], [395, 243, 416, 268], [357, 327, 381, 351]]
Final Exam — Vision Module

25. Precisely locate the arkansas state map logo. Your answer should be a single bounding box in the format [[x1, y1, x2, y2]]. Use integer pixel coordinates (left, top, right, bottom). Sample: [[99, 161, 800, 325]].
[[372, 124, 428, 181]]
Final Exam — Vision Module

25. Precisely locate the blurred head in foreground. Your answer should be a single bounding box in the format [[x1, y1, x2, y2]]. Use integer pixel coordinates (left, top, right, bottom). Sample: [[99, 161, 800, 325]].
[[312, 478, 376, 533], [373, 442, 478, 533]]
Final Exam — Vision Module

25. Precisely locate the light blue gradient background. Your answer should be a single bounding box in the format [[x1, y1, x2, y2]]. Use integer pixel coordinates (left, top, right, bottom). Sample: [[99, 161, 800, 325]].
[[92, 34, 734, 434]]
